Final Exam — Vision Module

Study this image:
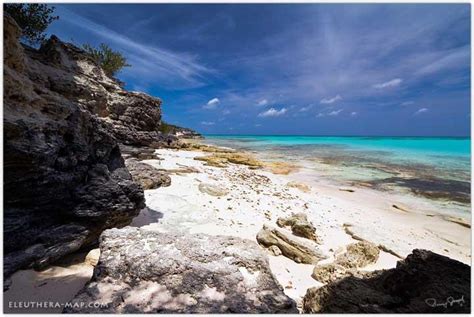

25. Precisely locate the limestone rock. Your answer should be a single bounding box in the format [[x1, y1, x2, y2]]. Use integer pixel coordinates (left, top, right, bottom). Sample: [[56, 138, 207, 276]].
[[277, 213, 321, 243], [304, 249, 470, 313], [66, 227, 298, 313], [256, 225, 326, 264], [125, 158, 171, 190], [4, 15, 145, 276], [198, 183, 229, 196], [286, 181, 311, 193], [311, 263, 348, 284], [337, 241, 380, 269], [311, 241, 379, 284], [84, 248, 100, 266]]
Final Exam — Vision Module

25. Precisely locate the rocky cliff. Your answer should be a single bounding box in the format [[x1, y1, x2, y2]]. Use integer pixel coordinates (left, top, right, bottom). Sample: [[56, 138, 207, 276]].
[[3, 15, 177, 277]]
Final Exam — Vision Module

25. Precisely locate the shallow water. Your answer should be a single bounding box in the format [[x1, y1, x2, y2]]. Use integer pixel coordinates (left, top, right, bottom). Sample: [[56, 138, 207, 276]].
[[203, 135, 471, 211]]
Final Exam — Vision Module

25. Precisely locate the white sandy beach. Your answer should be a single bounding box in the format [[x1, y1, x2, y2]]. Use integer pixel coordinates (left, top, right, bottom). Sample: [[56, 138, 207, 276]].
[[4, 145, 471, 311]]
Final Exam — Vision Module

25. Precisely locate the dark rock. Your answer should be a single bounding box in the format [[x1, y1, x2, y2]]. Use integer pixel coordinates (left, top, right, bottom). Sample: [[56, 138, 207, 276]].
[[66, 227, 298, 313], [303, 249, 470, 313], [4, 15, 145, 277], [125, 158, 171, 190]]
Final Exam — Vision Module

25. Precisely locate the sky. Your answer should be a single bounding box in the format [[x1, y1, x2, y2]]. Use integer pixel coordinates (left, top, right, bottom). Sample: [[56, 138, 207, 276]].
[[46, 4, 471, 136]]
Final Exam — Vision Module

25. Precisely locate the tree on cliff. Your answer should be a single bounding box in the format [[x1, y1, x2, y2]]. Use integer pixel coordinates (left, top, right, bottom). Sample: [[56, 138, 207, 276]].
[[82, 43, 131, 77], [4, 3, 59, 45]]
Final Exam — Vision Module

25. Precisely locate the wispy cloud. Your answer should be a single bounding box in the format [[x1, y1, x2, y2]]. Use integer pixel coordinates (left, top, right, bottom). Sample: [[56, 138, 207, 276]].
[[203, 98, 220, 109], [401, 101, 415, 106], [200, 121, 215, 125], [373, 78, 403, 89], [328, 109, 344, 116], [414, 108, 428, 115], [258, 107, 287, 117], [351, 111, 358, 116], [257, 99, 269, 106], [299, 105, 313, 112], [55, 7, 211, 89], [320, 95, 342, 104]]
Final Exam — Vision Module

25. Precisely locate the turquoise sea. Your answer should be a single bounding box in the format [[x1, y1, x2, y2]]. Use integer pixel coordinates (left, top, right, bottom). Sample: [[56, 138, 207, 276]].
[[203, 135, 471, 209]]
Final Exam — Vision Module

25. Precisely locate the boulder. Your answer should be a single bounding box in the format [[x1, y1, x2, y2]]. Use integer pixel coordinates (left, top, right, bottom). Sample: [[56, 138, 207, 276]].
[[304, 249, 470, 313], [312, 241, 379, 284], [125, 158, 171, 190], [4, 15, 145, 276], [66, 227, 298, 313], [276, 213, 321, 243], [256, 225, 326, 264], [337, 241, 380, 269]]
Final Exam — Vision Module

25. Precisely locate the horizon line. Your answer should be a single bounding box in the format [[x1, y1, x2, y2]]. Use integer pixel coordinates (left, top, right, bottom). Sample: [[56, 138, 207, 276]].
[[202, 133, 471, 138]]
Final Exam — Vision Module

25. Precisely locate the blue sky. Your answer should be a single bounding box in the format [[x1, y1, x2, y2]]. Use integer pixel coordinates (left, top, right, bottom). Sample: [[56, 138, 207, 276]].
[[47, 4, 470, 136]]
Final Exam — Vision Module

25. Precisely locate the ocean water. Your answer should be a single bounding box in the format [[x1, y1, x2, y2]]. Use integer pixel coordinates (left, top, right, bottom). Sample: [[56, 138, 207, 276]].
[[203, 135, 471, 210]]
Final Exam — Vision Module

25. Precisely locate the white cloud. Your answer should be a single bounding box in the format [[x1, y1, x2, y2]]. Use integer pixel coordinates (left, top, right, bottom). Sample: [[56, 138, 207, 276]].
[[255, 123, 262, 127], [222, 109, 231, 115], [328, 109, 343, 116], [414, 108, 428, 115], [401, 101, 415, 106], [316, 113, 325, 118], [203, 98, 220, 109], [320, 95, 342, 104], [200, 121, 215, 125], [373, 78, 403, 89], [351, 112, 358, 116], [258, 107, 287, 117], [257, 99, 269, 106]]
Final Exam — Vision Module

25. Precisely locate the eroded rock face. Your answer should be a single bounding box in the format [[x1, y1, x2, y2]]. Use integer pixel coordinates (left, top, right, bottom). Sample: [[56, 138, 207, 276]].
[[256, 225, 326, 264], [304, 249, 470, 313], [125, 159, 171, 190], [277, 213, 321, 243], [4, 15, 148, 277], [312, 241, 380, 284], [66, 227, 298, 313]]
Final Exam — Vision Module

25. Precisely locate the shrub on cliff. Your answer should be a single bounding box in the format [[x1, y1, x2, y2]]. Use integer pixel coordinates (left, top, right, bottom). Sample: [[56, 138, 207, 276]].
[[4, 3, 59, 45], [82, 43, 131, 77]]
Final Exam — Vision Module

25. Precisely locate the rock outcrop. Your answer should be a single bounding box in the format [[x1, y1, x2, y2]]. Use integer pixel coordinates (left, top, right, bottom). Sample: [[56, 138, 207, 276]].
[[312, 241, 380, 283], [125, 159, 171, 190], [256, 225, 326, 264], [303, 249, 470, 313], [276, 213, 321, 243], [66, 227, 298, 313], [4, 15, 178, 277]]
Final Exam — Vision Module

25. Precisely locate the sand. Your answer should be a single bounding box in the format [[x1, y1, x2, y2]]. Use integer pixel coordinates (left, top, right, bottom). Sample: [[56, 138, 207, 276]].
[[4, 145, 470, 311], [135, 148, 470, 306]]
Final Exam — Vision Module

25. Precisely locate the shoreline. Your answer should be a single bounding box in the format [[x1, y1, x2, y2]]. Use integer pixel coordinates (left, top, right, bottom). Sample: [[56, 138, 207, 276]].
[[4, 141, 471, 312]]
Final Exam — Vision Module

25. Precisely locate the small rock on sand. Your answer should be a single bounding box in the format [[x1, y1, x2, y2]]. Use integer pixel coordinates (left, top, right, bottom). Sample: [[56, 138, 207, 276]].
[[339, 187, 355, 193], [286, 181, 311, 193], [256, 225, 326, 264], [198, 183, 229, 196], [392, 203, 410, 212], [277, 213, 321, 243]]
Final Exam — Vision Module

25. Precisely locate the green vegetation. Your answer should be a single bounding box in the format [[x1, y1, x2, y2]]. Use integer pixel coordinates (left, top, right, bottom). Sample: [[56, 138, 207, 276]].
[[82, 43, 131, 77], [159, 122, 177, 134], [4, 3, 59, 45]]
